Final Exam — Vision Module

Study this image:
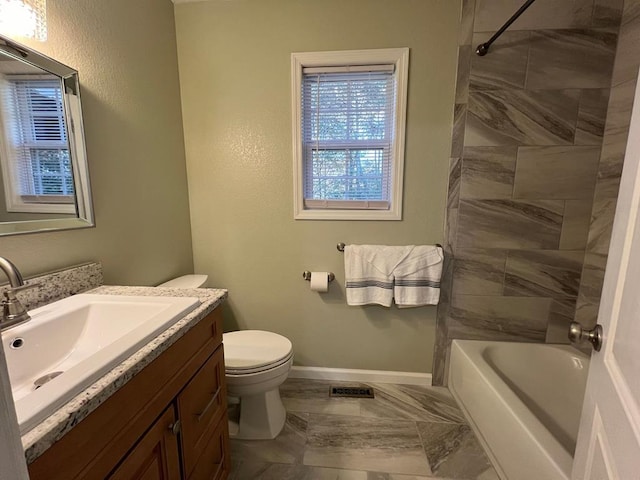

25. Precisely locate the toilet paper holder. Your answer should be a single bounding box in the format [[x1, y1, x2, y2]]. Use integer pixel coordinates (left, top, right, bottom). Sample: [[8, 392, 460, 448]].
[[302, 271, 335, 283]]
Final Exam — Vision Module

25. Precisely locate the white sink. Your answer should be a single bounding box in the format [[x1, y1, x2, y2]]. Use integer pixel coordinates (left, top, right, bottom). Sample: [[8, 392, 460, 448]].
[[1, 293, 200, 433]]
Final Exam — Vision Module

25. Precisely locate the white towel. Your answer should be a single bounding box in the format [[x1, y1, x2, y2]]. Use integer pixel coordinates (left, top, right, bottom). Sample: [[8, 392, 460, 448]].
[[393, 246, 443, 307], [344, 245, 414, 307]]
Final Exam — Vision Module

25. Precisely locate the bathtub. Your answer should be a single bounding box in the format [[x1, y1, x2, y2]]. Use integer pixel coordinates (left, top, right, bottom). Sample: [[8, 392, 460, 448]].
[[448, 340, 590, 480]]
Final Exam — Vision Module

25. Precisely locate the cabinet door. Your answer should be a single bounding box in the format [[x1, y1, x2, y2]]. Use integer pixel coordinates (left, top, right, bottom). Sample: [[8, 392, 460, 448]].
[[188, 416, 230, 480], [108, 407, 181, 480], [178, 346, 226, 477]]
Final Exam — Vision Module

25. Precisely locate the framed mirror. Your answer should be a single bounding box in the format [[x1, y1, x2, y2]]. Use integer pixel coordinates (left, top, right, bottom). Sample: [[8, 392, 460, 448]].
[[0, 34, 93, 236]]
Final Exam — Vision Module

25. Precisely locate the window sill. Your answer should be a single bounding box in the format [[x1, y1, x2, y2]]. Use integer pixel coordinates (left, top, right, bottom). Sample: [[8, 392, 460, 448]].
[[294, 208, 401, 221]]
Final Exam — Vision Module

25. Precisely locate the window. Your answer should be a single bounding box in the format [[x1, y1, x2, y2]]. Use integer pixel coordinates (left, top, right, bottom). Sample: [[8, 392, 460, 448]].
[[0, 75, 75, 214], [291, 48, 409, 220]]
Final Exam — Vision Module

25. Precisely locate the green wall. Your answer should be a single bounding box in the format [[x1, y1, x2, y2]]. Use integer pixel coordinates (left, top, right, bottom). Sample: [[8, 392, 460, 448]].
[[0, 0, 194, 285], [175, 0, 459, 372]]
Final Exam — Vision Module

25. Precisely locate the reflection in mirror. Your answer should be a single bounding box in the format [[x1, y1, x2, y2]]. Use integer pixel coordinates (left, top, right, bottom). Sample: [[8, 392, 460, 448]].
[[0, 34, 93, 236]]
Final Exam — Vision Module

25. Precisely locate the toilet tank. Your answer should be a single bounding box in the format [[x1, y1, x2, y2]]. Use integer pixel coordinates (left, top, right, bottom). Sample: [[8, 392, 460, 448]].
[[157, 274, 208, 288]]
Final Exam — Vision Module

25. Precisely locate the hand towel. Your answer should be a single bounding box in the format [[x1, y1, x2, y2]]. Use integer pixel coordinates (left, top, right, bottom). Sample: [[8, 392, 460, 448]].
[[393, 245, 443, 307], [344, 245, 414, 307]]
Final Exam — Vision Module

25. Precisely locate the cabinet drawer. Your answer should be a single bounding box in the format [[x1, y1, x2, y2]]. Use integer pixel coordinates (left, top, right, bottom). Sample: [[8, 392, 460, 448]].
[[178, 345, 226, 476], [188, 416, 230, 480]]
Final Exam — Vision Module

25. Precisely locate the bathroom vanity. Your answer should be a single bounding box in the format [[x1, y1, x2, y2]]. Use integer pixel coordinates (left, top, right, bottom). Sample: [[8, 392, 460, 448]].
[[15, 281, 230, 480]]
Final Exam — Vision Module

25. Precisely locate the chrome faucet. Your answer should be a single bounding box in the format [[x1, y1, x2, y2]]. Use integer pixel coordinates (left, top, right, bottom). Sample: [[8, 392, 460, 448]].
[[0, 257, 35, 331]]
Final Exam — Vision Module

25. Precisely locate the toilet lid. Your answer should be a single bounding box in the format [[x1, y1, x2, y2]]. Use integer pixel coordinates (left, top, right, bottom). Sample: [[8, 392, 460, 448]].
[[223, 330, 293, 371]]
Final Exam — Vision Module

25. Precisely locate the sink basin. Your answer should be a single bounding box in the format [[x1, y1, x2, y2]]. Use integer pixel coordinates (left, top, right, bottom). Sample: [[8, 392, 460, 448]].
[[1, 293, 201, 433]]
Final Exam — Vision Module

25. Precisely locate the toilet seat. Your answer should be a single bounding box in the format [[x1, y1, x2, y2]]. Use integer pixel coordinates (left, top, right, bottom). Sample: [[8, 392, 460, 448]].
[[223, 330, 293, 374]]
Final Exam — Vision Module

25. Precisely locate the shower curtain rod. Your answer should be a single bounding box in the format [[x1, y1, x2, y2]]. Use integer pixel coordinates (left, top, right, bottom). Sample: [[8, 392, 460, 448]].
[[476, 0, 537, 56]]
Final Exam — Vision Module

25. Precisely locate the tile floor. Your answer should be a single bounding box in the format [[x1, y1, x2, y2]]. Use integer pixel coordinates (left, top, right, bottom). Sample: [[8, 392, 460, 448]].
[[228, 378, 499, 480]]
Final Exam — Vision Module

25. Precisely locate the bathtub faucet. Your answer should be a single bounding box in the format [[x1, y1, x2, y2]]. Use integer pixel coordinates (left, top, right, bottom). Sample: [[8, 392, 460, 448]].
[[0, 257, 36, 331]]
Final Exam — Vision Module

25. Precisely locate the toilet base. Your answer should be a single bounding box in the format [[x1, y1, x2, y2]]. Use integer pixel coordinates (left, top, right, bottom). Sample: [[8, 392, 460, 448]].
[[228, 389, 286, 440]]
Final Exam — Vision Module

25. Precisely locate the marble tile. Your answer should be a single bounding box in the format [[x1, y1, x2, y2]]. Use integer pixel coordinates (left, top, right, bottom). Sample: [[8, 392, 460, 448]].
[[593, 82, 635, 202], [230, 412, 308, 465], [448, 295, 551, 342], [445, 207, 459, 255], [512, 146, 600, 200], [457, 199, 564, 249], [560, 200, 593, 250], [451, 104, 467, 157], [575, 89, 609, 145], [359, 384, 467, 424], [602, 79, 637, 155], [592, 0, 624, 26], [460, 146, 516, 199], [586, 196, 618, 255], [452, 248, 507, 295], [526, 29, 617, 90], [459, 0, 477, 46], [416, 422, 498, 480], [546, 298, 578, 343], [546, 316, 572, 344], [465, 90, 579, 146], [448, 157, 462, 211], [622, 0, 640, 26], [456, 46, 472, 104], [446, 157, 462, 254], [574, 0, 597, 25], [280, 379, 362, 417], [577, 252, 608, 299], [434, 291, 452, 385], [574, 296, 601, 328], [611, 11, 640, 87], [473, 0, 596, 31], [231, 462, 433, 480], [469, 31, 529, 90], [504, 250, 584, 298], [304, 415, 431, 476], [430, 340, 450, 387], [595, 156, 624, 205]]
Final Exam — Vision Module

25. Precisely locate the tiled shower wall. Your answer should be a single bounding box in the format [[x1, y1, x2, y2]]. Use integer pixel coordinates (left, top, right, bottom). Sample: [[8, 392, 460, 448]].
[[433, 0, 640, 385]]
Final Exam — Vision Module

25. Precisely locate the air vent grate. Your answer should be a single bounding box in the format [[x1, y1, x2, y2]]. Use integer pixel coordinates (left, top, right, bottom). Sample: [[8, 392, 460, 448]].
[[330, 386, 375, 398]]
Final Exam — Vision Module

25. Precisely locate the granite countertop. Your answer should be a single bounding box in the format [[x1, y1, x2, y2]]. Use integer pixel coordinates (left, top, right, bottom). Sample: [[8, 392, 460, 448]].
[[21, 285, 228, 463]]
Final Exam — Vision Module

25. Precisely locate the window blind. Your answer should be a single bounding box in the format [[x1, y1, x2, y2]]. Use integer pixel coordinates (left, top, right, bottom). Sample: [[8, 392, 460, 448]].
[[301, 65, 396, 210], [1, 77, 73, 198]]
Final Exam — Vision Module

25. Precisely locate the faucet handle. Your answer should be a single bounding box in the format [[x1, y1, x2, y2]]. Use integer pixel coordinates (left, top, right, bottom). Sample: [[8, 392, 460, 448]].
[[1, 286, 32, 329]]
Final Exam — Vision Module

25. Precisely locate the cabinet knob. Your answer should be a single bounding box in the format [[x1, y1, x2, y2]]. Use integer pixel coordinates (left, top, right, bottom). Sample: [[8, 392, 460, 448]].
[[168, 419, 181, 435]]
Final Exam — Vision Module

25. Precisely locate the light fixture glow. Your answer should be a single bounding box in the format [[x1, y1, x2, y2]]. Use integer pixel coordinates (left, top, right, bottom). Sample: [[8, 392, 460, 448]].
[[0, 0, 46, 41]]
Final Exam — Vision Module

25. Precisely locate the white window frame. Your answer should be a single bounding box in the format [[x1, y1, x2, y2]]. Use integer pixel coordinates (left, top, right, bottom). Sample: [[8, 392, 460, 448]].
[[0, 74, 75, 215], [291, 48, 409, 221]]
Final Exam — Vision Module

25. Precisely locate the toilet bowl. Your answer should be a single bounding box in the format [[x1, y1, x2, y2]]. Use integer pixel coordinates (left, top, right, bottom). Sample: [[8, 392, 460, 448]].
[[158, 274, 293, 440], [224, 330, 293, 440]]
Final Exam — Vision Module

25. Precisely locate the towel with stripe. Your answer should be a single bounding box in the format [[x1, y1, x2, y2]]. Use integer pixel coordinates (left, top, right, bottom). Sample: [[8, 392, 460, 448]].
[[344, 244, 443, 307]]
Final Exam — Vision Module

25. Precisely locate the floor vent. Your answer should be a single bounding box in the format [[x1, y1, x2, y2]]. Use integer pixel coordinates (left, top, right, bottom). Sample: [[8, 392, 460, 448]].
[[330, 386, 375, 398]]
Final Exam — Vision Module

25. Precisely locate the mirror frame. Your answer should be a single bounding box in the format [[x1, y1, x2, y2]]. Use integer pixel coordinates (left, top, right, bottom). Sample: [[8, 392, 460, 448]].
[[0, 34, 94, 236]]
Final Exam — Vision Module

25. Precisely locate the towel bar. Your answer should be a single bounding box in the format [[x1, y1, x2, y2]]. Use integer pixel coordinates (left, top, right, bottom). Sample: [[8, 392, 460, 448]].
[[337, 242, 442, 252]]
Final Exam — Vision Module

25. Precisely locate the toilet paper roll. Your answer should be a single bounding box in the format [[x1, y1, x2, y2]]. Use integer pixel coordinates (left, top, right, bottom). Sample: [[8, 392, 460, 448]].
[[310, 272, 329, 292]]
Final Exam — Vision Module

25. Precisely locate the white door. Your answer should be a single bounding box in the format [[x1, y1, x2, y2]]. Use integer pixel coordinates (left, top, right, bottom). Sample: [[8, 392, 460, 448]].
[[572, 77, 640, 479]]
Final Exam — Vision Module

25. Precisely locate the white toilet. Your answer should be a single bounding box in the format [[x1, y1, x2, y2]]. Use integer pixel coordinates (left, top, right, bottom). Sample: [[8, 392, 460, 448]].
[[158, 274, 294, 440], [223, 330, 293, 439]]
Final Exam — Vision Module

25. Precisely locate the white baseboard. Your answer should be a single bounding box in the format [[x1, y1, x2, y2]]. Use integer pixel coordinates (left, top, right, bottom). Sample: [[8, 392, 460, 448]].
[[288, 366, 432, 386]]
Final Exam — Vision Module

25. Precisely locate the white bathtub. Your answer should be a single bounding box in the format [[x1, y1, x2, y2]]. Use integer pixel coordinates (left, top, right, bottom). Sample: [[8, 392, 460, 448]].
[[448, 340, 590, 480]]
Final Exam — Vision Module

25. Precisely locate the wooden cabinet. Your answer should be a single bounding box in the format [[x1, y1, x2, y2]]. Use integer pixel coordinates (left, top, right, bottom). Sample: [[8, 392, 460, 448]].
[[178, 346, 227, 478], [108, 407, 181, 480], [28, 308, 230, 480]]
